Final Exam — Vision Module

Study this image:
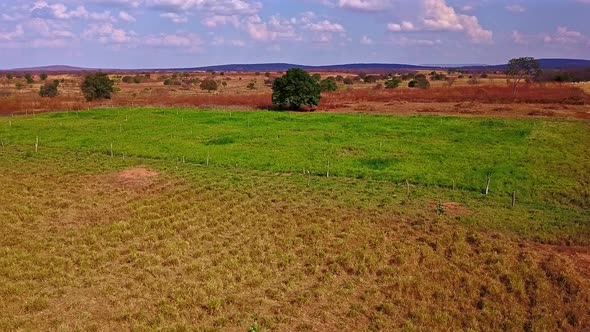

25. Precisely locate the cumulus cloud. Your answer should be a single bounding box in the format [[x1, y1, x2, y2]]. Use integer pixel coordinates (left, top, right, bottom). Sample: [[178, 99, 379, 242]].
[[544, 26, 590, 46], [337, 0, 390, 11], [202, 15, 240, 28], [388, 0, 492, 44], [146, 0, 262, 16], [119, 11, 136, 22], [144, 33, 199, 48], [0, 25, 24, 41], [160, 12, 188, 23], [305, 20, 345, 33], [387, 21, 416, 32], [241, 15, 298, 42], [83, 23, 134, 43]]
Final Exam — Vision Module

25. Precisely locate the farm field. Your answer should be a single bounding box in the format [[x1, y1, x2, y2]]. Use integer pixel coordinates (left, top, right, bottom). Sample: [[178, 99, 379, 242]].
[[1, 108, 589, 331]]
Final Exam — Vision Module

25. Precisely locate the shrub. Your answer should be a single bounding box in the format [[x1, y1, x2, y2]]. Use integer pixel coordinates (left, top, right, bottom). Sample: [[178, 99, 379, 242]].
[[40, 73, 48, 81], [312, 73, 322, 82], [272, 68, 320, 109], [319, 78, 338, 92], [385, 78, 401, 89], [24, 73, 34, 84], [200, 78, 218, 92], [163, 78, 181, 86], [39, 80, 59, 98], [6, 74, 14, 80], [408, 75, 430, 89], [247, 82, 256, 90], [343, 77, 354, 85], [265, 72, 271, 77], [122, 76, 134, 83], [81, 72, 115, 101]]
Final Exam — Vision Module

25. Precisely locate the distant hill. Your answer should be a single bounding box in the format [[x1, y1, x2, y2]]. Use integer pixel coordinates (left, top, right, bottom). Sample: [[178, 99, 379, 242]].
[[457, 59, 590, 71], [2, 58, 589, 73], [5, 65, 100, 72]]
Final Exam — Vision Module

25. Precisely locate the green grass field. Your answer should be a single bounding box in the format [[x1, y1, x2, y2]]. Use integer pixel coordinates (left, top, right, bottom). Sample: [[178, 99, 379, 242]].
[[1, 108, 589, 330]]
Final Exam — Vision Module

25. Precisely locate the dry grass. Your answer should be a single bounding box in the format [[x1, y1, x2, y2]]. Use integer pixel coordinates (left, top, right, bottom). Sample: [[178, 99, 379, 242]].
[[321, 85, 589, 108], [1, 72, 588, 117], [0, 148, 589, 331]]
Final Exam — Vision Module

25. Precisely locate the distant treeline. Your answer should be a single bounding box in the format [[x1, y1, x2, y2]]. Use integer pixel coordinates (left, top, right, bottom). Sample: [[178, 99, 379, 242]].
[[538, 68, 590, 83]]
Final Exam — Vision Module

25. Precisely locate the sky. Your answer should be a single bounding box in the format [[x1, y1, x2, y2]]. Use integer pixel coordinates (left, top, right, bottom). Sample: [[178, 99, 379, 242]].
[[1, 0, 589, 69]]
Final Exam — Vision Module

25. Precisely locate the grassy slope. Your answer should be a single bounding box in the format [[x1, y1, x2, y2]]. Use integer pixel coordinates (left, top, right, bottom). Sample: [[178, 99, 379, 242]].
[[1, 108, 589, 242], [0, 108, 589, 331]]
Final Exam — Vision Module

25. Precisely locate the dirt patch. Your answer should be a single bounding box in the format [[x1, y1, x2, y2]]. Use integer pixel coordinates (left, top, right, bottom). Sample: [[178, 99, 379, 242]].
[[430, 201, 473, 217], [115, 167, 159, 187]]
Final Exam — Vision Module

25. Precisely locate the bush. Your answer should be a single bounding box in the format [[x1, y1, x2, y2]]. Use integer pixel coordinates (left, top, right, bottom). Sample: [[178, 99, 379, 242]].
[[385, 78, 401, 89], [408, 75, 430, 89], [40, 73, 48, 81], [121, 76, 134, 83], [247, 82, 256, 90], [81, 72, 115, 101], [6, 74, 14, 80], [312, 73, 322, 82], [163, 78, 181, 86], [343, 77, 354, 85], [200, 78, 218, 92], [39, 80, 59, 98], [24, 73, 34, 84], [319, 78, 337, 92], [272, 68, 320, 109]]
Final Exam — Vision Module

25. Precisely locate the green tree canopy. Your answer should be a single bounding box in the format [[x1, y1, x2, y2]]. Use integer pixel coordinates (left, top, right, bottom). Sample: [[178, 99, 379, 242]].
[[506, 57, 541, 94], [81, 72, 115, 101], [272, 68, 321, 109]]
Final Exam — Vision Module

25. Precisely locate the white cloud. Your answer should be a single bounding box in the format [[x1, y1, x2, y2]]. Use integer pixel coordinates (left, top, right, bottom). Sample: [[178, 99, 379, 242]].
[[202, 15, 240, 28], [338, 0, 390, 11], [511, 30, 526, 44], [160, 12, 187, 23], [241, 15, 298, 42], [360, 35, 373, 45], [29, 1, 115, 21], [544, 26, 590, 46], [0, 25, 24, 41], [30, 1, 89, 20], [146, 0, 262, 16], [83, 23, 134, 43], [387, 0, 492, 44], [505, 4, 526, 13], [387, 21, 416, 32], [119, 11, 136, 22], [144, 33, 199, 48], [305, 20, 345, 33]]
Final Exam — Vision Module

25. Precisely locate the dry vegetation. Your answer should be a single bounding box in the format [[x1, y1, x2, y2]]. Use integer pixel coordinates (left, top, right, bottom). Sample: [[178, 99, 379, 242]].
[[1, 71, 588, 119], [1, 148, 589, 331]]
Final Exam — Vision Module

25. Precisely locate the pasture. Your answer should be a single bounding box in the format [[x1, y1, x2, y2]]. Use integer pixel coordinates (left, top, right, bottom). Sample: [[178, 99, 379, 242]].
[[1, 108, 589, 330]]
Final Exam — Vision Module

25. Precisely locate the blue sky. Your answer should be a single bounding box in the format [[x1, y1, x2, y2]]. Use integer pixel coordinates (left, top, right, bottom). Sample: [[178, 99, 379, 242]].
[[1, 0, 589, 69]]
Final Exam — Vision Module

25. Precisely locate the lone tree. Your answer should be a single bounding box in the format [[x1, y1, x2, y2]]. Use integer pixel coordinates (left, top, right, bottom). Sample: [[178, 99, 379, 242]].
[[39, 80, 59, 98], [81, 72, 115, 101], [272, 68, 320, 110], [506, 57, 541, 95]]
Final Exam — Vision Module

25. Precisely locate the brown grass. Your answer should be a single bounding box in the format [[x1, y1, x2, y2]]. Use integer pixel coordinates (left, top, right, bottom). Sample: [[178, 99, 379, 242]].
[[1, 149, 589, 331], [0, 81, 588, 118], [321, 85, 589, 110]]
